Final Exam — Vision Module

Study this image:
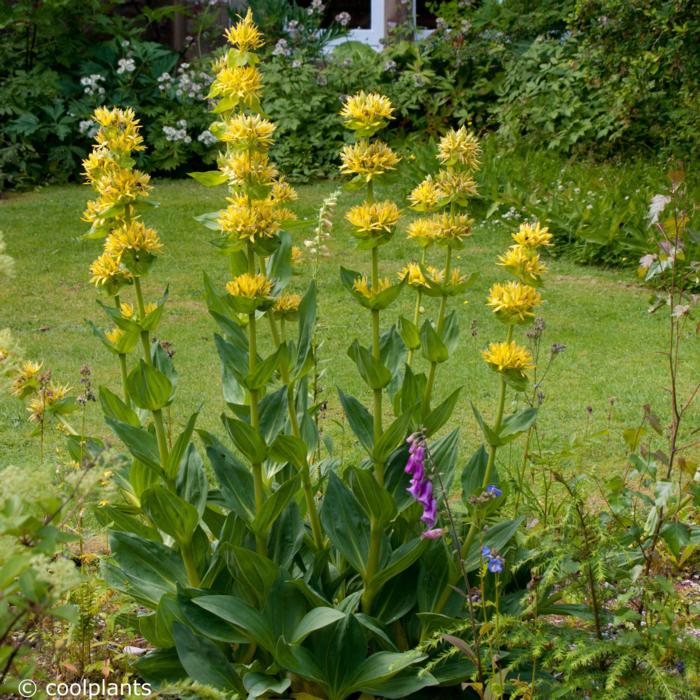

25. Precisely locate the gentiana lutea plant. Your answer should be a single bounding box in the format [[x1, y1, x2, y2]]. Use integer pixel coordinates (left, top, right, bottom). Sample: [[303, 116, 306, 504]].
[[62, 13, 567, 699]]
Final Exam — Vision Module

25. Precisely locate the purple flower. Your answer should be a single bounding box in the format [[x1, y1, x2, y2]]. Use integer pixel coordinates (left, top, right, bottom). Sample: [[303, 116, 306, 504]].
[[481, 545, 491, 557], [486, 485, 502, 498], [405, 432, 439, 533], [421, 527, 444, 540]]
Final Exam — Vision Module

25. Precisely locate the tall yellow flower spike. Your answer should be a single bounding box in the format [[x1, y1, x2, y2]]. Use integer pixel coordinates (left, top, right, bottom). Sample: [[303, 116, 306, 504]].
[[437, 126, 481, 170], [339, 141, 400, 182]]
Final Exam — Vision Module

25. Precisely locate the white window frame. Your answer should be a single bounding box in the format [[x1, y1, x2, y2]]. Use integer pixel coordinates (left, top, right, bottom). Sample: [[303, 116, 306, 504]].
[[327, 0, 385, 49]]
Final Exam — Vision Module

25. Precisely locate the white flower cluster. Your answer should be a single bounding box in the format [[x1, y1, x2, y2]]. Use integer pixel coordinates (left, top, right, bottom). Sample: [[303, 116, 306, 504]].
[[304, 189, 339, 263], [308, 0, 324, 14], [116, 57, 136, 75], [197, 129, 218, 146], [335, 11, 351, 26], [158, 63, 211, 101], [79, 119, 99, 139], [80, 74, 106, 97], [163, 119, 191, 144], [272, 38, 291, 57]]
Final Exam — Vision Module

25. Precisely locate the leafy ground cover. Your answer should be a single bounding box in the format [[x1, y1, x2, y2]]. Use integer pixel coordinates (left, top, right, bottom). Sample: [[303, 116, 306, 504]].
[[1, 176, 694, 471]]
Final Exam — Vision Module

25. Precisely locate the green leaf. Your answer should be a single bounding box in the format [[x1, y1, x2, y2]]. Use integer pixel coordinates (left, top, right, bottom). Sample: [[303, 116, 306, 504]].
[[175, 444, 208, 517], [373, 411, 413, 464], [270, 434, 308, 469], [372, 538, 429, 590], [291, 607, 347, 644], [461, 444, 492, 501], [398, 316, 420, 350], [105, 417, 161, 470], [349, 650, 426, 693], [199, 430, 255, 523], [99, 386, 139, 427], [141, 486, 199, 546], [350, 468, 395, 525], [348, 340, 392, 390], [423, 388, 461, 436], [243, 673, 291, 699], [126, 360, 173, 411], [338, 389, 373, 453], [222, 414, 267, 463], [498, 407, 538, 443], [188, 170, 228, 187], [172, 623, 241, 692], [247, 347, 280, 391], [251, 475, 300, 535], [214, 333, 247, 405], [661, 522, 690, 558], [107, 531, 187, 607], [470, 403, 500, 447], [294, 282, 317, 379], [224, 546, 280, 610], [166, 411, 198, 481], [320, 473, 372, 575], [420, 321, 449, 363], [194, 595, 275, 651]]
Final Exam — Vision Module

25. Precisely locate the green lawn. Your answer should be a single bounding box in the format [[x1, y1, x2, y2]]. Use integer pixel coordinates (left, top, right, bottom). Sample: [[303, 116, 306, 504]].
[[1, 178, 696, 473]]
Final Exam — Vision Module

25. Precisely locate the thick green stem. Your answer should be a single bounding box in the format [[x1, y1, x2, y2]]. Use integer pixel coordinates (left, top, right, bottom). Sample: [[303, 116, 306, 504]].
[[371, 246, 383, 485], [269, 314, 324, 550], [422, 245, 453, 415], [407, 249, 427, 368], [248, 307, 267, 556], [118, 353, 129, 403], [134, 276, 169, 469], [435, 325, 513, 613]]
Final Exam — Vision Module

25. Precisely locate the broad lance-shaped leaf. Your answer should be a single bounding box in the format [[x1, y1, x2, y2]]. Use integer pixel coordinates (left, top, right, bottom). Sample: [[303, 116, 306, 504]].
[[193, 594, 276, 651], [293, 281, 317, 379], [175, 443, 208, 517], [371, 538, 429, 591], [398, 315, 420, 350], [350, 467, 395, 525], [291, 607, 347, 644], [105, 416, 161, 470], [270, 434, 308, 469], [348, 340, 392, 390], [320, 473, 374, 576], [188, 170, 228, 187], [199, 430, 255, 523], [251, 475, 300, 535], [420, 320, 448, 363], [222, 414, 268, 463], [99, 385, 140, 427], [373, 410, 415, 465], [461, 445, 491, 501], [423, 388, 461, 436], [141, 485, 199, 547], [166, 410, 199, 480], [214, 333, 247, 405], [337, 388, 373, 454], [127, 360, 173, 411], [172, 623, 242, 693]]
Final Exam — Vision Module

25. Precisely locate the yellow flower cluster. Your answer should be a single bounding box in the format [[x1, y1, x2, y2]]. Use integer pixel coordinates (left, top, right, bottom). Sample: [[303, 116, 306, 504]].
[[27, 383, 70, 424], [207, 11, 297, 254], [437, 126, 481, 170], [220, 114, 276, 150], [340, 92, 394, 136], [482, 341, 534, 374], [84, 107, 161, 292], [273, 293, 302, 317], [339, 141, 400, 182], [352, 275, 392, 299], [487, 281, 542, 324], [224, 9, 264, 51], [226, 273, 273, 299], [346, 201, 400, 234], [406, 212, 473, 247], [497, 222, 552, 285]]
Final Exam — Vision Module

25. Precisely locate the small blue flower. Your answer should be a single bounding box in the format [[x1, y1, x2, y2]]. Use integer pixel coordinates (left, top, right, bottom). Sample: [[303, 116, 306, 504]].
[[487, 556, 504, 574], [481, 545, 491, 557], [486, 484, 502, 497]]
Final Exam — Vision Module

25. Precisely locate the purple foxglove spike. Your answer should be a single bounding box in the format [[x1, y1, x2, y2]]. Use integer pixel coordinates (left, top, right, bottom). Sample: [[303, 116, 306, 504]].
[[407, 479, 423, 499], [417, 480, 433, 506], [421, 528, 443, 540]]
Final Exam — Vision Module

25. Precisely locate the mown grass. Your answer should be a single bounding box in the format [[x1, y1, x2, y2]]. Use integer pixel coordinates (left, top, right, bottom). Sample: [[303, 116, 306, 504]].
[[1, 176, 697, 474]]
